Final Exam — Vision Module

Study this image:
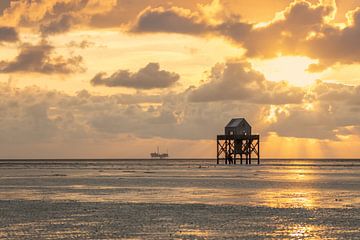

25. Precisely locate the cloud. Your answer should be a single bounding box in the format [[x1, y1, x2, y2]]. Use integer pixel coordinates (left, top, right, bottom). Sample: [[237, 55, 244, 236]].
[[66, 40, 95, 49], [265, 104, 341, 139], [89, 4, 129, 28], [1, 75, 360, 146], [36, 0, 90, 36], [0, 26, 18, 42], [0, 84, 118, 145], [0, 0, 115, 35], [36, 0, 95, 36], [2, 0, 358, 72], [5, 0, 356, 72], [0, 84, 72, 143], [239, 0, 334, 58], [50, 0, 89, 15], [89, 0, 209, 28], [131, 1, 331, 44], [189, 61, 305, 104], [0, 41, 85, 74], [265, 101, 360, 140], [265, 80, 360, 139], [39, 13, 76, 36], [310, 80, 360, 106], [91, 63, 180, 89], [0, 0, 10, 16], [131, 1, 360, 70], [132, 6, 209, 34], [0, 81, 262, 144], [305, 7, 360, 71], [84, 90, 263, 140], [1, 0, 360, 144]]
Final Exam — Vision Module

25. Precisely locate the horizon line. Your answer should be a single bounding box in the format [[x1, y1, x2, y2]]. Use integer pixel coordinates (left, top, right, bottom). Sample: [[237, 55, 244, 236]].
[[0, 158, 360, 161]]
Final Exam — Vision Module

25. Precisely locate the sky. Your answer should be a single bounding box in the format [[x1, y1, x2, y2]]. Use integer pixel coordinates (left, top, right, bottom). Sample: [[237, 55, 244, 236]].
[[0, 0, 360, 158]]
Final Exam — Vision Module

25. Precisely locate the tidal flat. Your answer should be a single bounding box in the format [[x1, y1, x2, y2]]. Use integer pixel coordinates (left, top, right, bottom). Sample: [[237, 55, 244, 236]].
[[0, 159, 359, 239]]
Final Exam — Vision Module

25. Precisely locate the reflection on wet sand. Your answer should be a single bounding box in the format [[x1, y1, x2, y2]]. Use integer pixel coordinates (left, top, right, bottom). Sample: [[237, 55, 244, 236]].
[[255, 165, 317, 208], [175, 227, 214, 238], [256, 189, 317, 208], [276, 224, 326, 240], [0, 159, 359, 208]]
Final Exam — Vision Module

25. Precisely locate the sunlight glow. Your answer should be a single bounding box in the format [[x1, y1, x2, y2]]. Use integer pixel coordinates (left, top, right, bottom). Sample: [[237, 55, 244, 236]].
[[262, 133, 326, 158], [251, 56, 322, 86], [264, 105, 289, 124]]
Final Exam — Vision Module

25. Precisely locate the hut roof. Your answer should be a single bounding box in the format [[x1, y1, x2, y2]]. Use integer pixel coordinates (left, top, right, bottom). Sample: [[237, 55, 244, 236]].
[[225, 118, 248, 128]]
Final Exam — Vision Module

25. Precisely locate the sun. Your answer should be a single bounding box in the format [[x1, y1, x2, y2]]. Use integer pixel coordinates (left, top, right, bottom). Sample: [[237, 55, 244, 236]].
[[251, 56, 322, 86]]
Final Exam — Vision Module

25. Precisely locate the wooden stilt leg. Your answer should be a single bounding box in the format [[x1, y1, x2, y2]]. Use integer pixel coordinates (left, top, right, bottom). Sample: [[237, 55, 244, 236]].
[[257, 138, 260, 165], [216, 139, 219, 164]]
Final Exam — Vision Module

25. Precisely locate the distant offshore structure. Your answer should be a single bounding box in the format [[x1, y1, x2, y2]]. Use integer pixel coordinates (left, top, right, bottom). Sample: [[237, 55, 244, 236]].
[[216, 118, 260, 165], [150, 147, 169, 159]]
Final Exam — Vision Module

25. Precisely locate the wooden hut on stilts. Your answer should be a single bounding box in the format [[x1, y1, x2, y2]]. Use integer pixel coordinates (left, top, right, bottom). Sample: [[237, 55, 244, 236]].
[[216, 118, 260, 165]]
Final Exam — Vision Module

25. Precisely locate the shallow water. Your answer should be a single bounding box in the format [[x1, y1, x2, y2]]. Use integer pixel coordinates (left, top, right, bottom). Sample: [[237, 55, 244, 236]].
[[0, 159, 359, 239], [0, 159, 359, 208]]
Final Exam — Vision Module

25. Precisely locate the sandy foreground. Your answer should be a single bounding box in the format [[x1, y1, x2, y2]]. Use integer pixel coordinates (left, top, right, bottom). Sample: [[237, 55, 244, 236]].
[[0, 159, 359, 239]]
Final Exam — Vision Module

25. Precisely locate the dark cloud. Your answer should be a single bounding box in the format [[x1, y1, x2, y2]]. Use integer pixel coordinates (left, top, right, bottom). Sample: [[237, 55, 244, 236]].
[[0, 42, 85, 74], [37, 0, 90, 36], [131, 5, 251, 37], [89, 0, 208, 28], [0, 0, 10, 16], [132, 6, 208, 34], [189, 61, 305, 104], [0, 26, 18, 42], [91, 63, 180, 89], [50, 0, 89, 16], [305, 8, 360, 71], [39, 14, 76, 36], [12, 0, 89, 36]]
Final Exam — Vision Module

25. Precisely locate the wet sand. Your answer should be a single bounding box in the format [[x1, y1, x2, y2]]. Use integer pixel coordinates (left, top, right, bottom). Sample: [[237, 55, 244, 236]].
[[0, 159, 359, 239]]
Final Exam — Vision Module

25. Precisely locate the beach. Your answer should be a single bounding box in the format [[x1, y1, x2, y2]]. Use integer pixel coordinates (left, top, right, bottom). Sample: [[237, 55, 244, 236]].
[[0, 159, 359, 239]]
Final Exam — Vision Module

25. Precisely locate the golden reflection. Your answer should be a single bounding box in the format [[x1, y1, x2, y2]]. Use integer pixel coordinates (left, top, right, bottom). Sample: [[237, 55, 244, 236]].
[[258, 189, 317, 208], [284, 166, 315, 181], [276, 224, 325, 239], [289, 225, 312, 238], [175, 227, 213, 238], [257, 164, 319, 208]]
